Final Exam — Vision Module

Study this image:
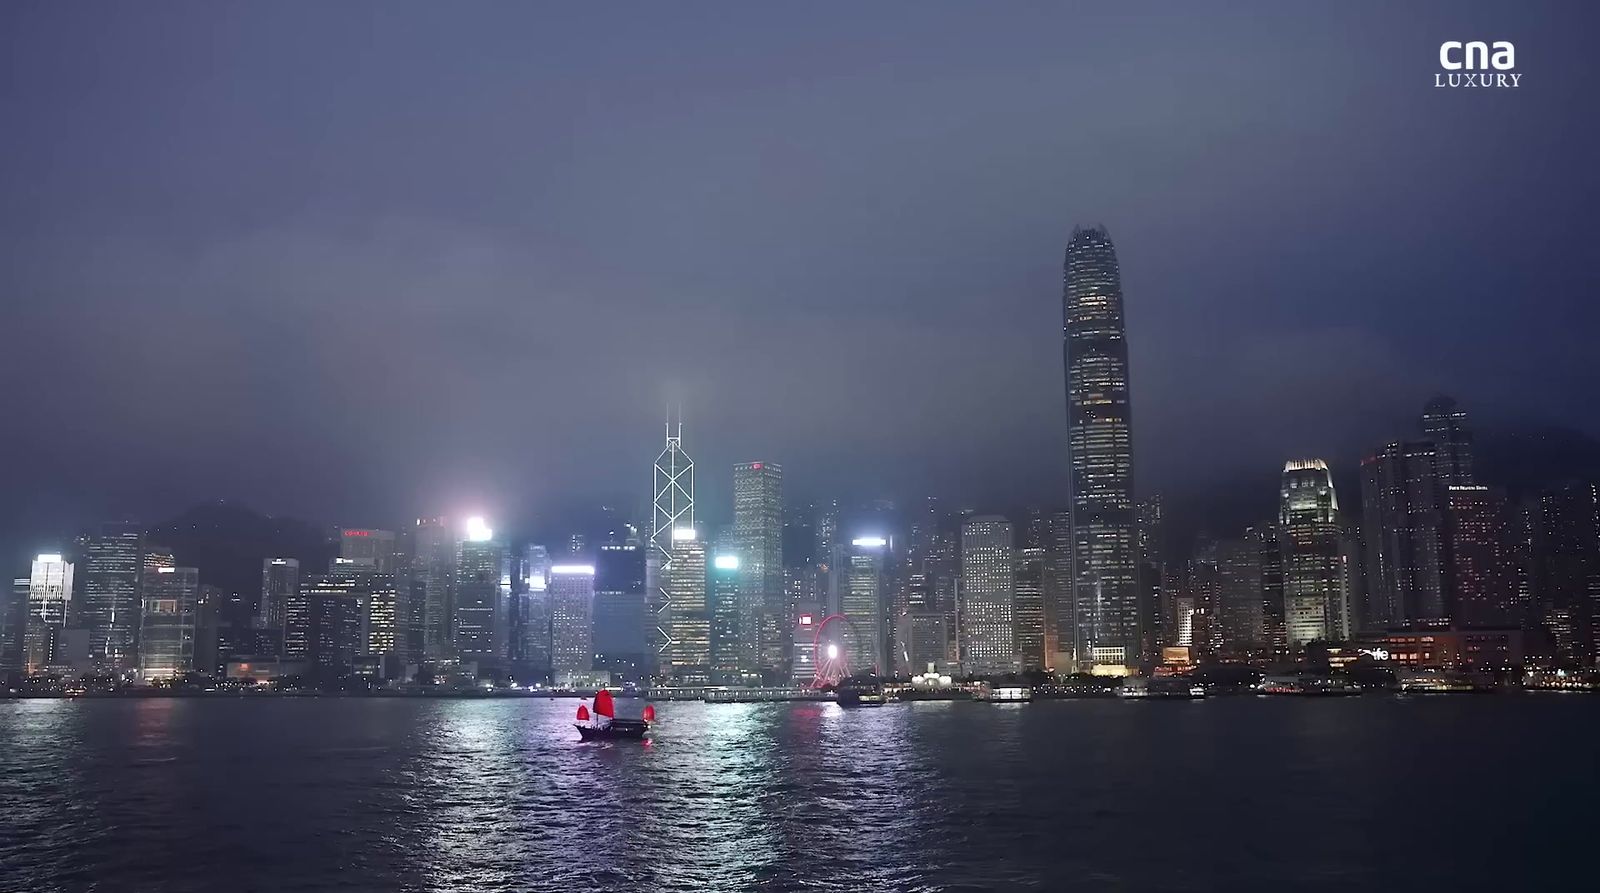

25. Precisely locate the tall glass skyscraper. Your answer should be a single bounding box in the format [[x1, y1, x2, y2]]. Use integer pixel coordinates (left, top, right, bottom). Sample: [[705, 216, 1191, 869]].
[[77, 523, 144, 670], [1063, 226, 1140, 667], [1422, 395, 1475, 487], [960, 516, 1016, 675], [1280, 460, 1349, 645], [733, 461, 783, 677]]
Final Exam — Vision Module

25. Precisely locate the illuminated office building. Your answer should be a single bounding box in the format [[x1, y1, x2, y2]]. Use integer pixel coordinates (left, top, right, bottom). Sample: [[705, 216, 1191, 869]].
[[1281, 460, 1349, 645], [960, 517, 1016, 675], [733, 461, 784, 676], [1014, 547, 1046, 671], [665, 528, 709, 683], [1063, 225, 1141, 666], [23, 553, 74, 675], [138, 565, 199, 679], [454, 517, 505, 675], [74, 524, 146, 670], [709, 553, 744, 684], [548, 564, 595, 684], [831, 536, 887, 675]]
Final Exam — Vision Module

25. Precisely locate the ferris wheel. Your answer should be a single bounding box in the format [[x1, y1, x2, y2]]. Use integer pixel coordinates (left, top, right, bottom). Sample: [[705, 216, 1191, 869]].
[[811, 613, 858, 689]]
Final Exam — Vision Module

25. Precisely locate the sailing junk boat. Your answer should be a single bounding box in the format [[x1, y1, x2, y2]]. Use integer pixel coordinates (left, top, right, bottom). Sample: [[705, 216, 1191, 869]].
[[575, 689, 652, 741]]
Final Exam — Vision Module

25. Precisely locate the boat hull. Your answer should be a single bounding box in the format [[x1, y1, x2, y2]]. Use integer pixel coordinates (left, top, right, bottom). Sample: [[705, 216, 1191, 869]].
[[576, 720, 649, 741]]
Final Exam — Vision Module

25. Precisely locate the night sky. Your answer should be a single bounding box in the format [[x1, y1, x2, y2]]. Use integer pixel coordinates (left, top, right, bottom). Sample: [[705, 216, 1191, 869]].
[[2, 2, 1595, 559]]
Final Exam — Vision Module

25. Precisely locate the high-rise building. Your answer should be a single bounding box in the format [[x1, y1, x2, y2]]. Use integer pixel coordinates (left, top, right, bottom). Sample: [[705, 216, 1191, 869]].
[[1, 578, 28, 681], [1063, 225, 1140, 667], [1215, 534, 1265, 653], [454, 518, 505, 676], [650, 415, 695, 678], [1529, 482, 1600, 666], [338, 528, 398, 572], [733, 461, 784, 677], [832, 536, 887, 676], [138, 565, 198, 679], [1014, 547, 1046, 671], [709, 552, 745, 684], [960, 516, 1016, 675], [298, 575, 366, 678], [260, 557, 300, 638], [1443, 486, 1517, 628], [511, 544, 553, 684], [1422, 395, 1474, 488], [548, 564, 595, 685], [23, 553, 74, 675], [593, 543, 646, 682], [1280, 460, 1348, 646], [329, 562, 400, 675], [1361, 441, 1446, 628], [414, 517, 455, 661], [665, 528, 709, 683], [75, 524, 144, 670]]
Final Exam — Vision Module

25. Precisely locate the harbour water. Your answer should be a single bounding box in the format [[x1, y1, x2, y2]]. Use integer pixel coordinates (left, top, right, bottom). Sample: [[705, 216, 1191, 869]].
[[2, 695, 1594, 891]]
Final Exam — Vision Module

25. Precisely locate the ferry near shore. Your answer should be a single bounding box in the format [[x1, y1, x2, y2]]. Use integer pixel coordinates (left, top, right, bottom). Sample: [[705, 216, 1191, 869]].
[[1118, 676, 1206, 699], [1258, 673, 1363, 696]]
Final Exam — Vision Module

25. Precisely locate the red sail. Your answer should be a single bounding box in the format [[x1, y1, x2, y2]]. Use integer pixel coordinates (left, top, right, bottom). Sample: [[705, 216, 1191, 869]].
[[642, 704, 655, 723], [593, 689, 616, 718], [576, 704, 590, 721]]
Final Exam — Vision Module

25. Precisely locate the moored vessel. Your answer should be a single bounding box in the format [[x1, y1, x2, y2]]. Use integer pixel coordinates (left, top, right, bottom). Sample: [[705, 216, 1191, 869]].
[[575, 689, 654, 740]]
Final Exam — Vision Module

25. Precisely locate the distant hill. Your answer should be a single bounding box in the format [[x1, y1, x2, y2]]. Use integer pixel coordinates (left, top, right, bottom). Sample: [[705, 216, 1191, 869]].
[[145, 502, 335, 595]]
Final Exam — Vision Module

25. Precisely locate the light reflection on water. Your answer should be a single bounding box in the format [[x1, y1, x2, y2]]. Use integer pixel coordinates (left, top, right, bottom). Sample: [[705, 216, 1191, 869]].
[[2, 696, 1596, 892]]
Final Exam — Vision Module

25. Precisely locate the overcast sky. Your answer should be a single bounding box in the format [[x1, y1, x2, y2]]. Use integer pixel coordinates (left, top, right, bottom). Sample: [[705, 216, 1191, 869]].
[[2, 1, 1595, 556]]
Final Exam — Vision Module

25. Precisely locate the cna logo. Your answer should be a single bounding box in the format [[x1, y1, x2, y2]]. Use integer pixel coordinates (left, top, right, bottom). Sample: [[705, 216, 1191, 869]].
[[1435, 41, 1521, 88]]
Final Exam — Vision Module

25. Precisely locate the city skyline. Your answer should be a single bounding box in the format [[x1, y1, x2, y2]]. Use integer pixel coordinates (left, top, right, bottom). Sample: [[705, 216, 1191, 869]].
[[2, 3, 1597, 567]]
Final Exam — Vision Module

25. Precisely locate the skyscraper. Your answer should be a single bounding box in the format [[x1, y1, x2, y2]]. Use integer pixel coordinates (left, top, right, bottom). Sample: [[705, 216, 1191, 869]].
[[514, 544, 553, 683], [298, 574, 365, 678], [1443, 486, 1517, 627], [1014, 546, 1046, 671], [1215, 533, 1266, 653], [832, 536, 887, 676], [23, 553, 74, 675], [454, 517, 505, 676], [548, 564, 595, 685], [414, 517, 455, 661], [1280, 460, 1348, 646], [665, 528, 709, 683], [76, 524, 144, 670], [960, 516, 1017, 675], [709, 552, 744, 684], [1063, 225, 1140, 667], [1361, 441, 1446, 628], [260, 557, 299, 639], [138, 565, 199, 679], [650, 414, 694, 677], [593, 543, 646, 682], [1529, 482, 1600, 666], [1422, 395, 1475, 488], [733, 461, 784, 677]]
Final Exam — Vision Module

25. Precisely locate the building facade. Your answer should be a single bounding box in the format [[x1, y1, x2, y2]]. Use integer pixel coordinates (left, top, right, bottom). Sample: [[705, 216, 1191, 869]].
[[733, 461, 784, 678], [1063, 225, 1140, 667], [139, 565, 198, 679], [1280, 460, 1348, 646], [960, 516, 1016, 675], [1361, 441, 1446, 628]]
